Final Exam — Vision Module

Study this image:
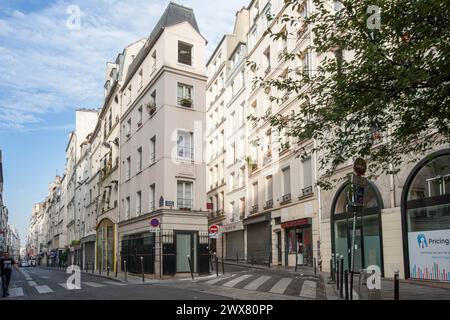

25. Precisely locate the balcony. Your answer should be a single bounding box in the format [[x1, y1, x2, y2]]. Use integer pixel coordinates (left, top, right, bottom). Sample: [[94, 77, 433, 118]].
[[177, 97, 193, 108], [177, 198, 193, 210], [301, 186, 313, 197], [250, 204, 259, 214], [264, 199, 273, 210], [280, 193, 292, 205]]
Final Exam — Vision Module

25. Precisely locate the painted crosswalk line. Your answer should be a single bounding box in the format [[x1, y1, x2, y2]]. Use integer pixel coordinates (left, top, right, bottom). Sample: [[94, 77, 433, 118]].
[[28, 280, 37, 286], [59, 282, 81, 290], [83, 282, 106, 288], [299, 280, 316, 299], [8, 287, 24, 297], [243, 275, 271, 291], [35, 285, 54, 294], [204, 275, 234, 285], [222, 274, 253, 288], [269, 278, 293, 294], [103, 281, 126, 286]]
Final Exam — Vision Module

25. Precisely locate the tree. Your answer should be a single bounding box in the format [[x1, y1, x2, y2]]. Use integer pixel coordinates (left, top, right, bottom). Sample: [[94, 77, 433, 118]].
[[249, 0, 450, 189]]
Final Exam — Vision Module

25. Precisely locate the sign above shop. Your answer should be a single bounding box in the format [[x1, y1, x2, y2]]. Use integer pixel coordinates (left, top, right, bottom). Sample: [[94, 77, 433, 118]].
[[281, 218, 312, 229]]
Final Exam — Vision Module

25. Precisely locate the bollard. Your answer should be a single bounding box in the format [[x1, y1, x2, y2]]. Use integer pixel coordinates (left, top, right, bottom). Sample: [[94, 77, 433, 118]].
[[251, 254, 254, 266], [124, 260, 128, 282], [336, 257, 340, 290], [268, 251, 272, 268], [236, 252, 239, 265], [339, 257, 344, 298], [141, 256, 145, 282], [314, 257, 317, 275], [330, 259, 334, 281], [92, 262, 94, 274], [107, 265, 110, 277], [350, 271, 354, 300], [344, 270, 349, 300], [394, 270, 399, 300], [210, 254, 214, 272], [115, 261, 118, 278], [187, 255, 194, 280], [222, 257, 225, 275], [215, 256, 219, 277]]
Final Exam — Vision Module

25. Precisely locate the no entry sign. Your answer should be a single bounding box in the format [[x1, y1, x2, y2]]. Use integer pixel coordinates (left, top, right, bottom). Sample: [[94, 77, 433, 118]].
[[209, 224, 219, 238]]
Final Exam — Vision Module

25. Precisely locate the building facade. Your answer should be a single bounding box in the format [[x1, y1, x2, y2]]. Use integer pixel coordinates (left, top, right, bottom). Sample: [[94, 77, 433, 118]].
[[0, 150, 8, 253]]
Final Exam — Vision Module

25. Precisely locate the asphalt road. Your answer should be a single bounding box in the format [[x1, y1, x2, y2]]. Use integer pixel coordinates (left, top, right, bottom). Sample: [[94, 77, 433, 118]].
[[3, 266, 230, 300]]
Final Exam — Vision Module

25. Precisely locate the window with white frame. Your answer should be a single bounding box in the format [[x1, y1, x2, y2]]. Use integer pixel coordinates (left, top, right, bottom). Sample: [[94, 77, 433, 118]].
[[137, 147, 142, 172], [266, 175, 273, 201], [177, 83, 193, 107], [178, 41, 193, 65], [150, 136, 156, 163], [252, 182, 259, 206], [126, 118, 131, 137], [177, 180, 193, 209], [282, 166, 291, 195], [177, 130, 193, 159], [126, 197, 130, 219], [138, 69, 143, 89], [126, 157, 131, 179], [138, 106, 143, 125], [303, 156, 312, 188], [151, 50, 156, 71], [149, 184, 155, 212], [136, 191, 141, 216]]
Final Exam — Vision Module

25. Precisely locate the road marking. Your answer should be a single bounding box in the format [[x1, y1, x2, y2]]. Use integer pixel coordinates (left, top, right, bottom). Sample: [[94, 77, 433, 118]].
[[59, 283, 81, 290], [222, 275, 252, 288], [83, 282, 106, 288], [299, 280, 317, 299], [269, 278, 292, 294], [204, 275, 234, 285], [35, 285, 54, 294], [28, 281, 37, 287], [103, 281, 126, 286], [8, 287, 24, 297], [243, 275, 271, 291], [40, 276, 51, 279]]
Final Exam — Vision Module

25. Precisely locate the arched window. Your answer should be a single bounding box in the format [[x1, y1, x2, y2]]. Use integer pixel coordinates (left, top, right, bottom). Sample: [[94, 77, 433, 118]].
[[331, 181, 383, 274]]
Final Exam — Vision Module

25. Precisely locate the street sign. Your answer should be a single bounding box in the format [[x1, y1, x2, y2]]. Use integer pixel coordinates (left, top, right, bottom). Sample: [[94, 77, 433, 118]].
[[353, 158, 367, 176], [165, 201, 174, 207], [209, 224, 219, 238], [149, 218, 160, 233]]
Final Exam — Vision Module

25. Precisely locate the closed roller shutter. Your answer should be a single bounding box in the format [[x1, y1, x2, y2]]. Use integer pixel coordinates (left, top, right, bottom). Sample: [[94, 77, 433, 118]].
[[225, 230, 244, 260], [84, 242, 95, 268], [246, 222, 271, 264]]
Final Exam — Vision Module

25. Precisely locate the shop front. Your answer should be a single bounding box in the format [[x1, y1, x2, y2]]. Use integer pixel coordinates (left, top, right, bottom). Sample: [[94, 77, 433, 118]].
[[244, 213, 271, 264], [121, 232, 155, 274], [222, 221, 245, 261], [402, 149, 450, 282], [331, 181, 384, 274], [282, 218, 313, 267], [96, 218, 116, 272], [81, 234, 96, 270]]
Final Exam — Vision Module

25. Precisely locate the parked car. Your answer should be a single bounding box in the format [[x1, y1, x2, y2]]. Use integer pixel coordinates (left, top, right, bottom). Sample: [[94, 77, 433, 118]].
[[20, 261, 29, 267]]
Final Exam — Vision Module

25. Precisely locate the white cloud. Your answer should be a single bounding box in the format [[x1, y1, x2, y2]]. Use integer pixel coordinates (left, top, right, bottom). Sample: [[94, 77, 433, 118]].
[[0, 0, 248, 131]]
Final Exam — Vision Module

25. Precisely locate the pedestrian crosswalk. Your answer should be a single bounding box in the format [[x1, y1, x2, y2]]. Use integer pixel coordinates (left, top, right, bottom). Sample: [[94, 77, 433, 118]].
[[6, 280, 129, 298], [196, 273, 321, 299]]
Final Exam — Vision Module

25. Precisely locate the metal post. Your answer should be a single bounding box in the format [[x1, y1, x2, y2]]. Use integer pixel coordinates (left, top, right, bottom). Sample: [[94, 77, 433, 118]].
[[268, 251, 271, 268], [336, 257, 340, 290], [141, 256, 144, 282], [92, 261, 94, 274], [251, 254, 254, 266], [350, 271, 354, 300], [187, 255, 194, 280], [115, 261, 118, 278], [215, 256, 219, 277], [330, 259, 334, 281], [222, 256, 225, 275], [295, 248, 298, 272], [236, 252, 239, 264], [344, 270, 349, 300], [124, 260, 127, 282], [107, 265, 110, 277], [339, 257, 344, 298], [394, 270, 399, 300], [314, 257, 317, 275]]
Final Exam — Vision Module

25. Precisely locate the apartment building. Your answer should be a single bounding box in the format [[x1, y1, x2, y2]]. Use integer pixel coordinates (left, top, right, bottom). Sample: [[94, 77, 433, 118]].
[[118, 2, 209, 276], [206, 8, 250, 260], [6, 224, 20, 261], [0, 150, 7, 252]]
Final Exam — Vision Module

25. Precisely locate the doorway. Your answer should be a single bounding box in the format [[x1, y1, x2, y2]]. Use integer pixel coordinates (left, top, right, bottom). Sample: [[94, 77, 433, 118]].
[[176, 232, 197, 273], [276, 231, 282, 265]]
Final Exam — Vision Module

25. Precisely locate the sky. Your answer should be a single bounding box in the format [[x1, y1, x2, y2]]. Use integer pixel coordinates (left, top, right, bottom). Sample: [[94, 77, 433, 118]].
[[0, 0, 248, 246]]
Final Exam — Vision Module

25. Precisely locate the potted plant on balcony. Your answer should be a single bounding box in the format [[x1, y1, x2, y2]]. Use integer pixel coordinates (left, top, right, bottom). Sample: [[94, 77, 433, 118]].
[[146, 101, 156, 116], [179, 98, 193, 108]]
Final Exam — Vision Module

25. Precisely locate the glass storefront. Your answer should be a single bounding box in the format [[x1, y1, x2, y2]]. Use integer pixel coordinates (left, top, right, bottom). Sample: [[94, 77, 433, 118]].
[[285, 226, 313, 267], [96, 219, 115, 272], [404, 151, 450, 281], [332, 182, 383, 274]]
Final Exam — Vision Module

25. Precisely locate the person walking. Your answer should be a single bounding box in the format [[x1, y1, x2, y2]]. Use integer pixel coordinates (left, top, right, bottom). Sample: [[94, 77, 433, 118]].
[[0, 252, 19, 297]]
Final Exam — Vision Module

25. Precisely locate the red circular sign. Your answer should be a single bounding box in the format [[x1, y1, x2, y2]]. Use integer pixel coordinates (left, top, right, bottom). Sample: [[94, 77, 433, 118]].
[[209, 225, 219, 233], [150, 218, 159, 227]]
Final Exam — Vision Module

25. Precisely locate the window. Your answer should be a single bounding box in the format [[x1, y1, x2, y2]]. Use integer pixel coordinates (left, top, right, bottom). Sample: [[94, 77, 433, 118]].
[[177, 181, 193, 209], [137, 147, 142, 172], [108, 110, 112, 131], [264, 47, 271, 76], [252, 182, 259, 206], [138, 106, 143, 125], [127, 85, 132, 104], [178, 41, 193, 65], [282, 166, 291, 195], [266, 175, 273, 201], [177, 130, 193, 159], [303, 156, 312, 188], [150, 136, 156, 163], [302, 50, 310, 75], [239, 198, 245, 218], [126, 197, 130, 219], [151, 51, 156, 71], [126, 118, 131, 137], [126, 157, 131, 179], [149, 184, 155, 212], [136, 191, 141, 216], [138, 69, 143, 89], [177, 83, 193, 107]]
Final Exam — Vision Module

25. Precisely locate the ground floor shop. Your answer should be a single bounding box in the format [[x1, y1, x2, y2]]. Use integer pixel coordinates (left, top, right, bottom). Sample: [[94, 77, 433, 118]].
[[96, 218, 116, 272], [81, 234, 96, 271], [244, 213, 272, 264], [282, 218, 313, 267], [221, 221, 245, 261]]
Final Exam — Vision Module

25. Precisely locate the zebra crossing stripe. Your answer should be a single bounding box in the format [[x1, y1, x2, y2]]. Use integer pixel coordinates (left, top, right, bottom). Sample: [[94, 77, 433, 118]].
[[243, 275, 271, 291], [103, 281, 126, 286], [28, 281, 37, 287], [222, 275, 252, 288], [8, 287, 24, 297], [299, 280, 317, 299], [83, 282, 106, 288], [35, 285, 54, 294], [269, 278, 292, 294], [204, 275, 234, 285]]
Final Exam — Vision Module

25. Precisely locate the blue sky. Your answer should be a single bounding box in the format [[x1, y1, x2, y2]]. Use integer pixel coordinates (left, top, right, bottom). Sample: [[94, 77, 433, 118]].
[[0, 0, 248, 246]]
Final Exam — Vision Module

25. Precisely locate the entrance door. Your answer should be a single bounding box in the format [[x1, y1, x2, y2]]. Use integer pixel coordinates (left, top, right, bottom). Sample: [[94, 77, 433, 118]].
[[347, 217, 363, 272], [276, 232, 282, 265], [176, 233, 194, 272]]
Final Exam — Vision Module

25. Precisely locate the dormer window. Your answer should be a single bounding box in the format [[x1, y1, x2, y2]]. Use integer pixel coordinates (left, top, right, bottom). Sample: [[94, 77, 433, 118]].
[[178, 41, 193, 66]]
